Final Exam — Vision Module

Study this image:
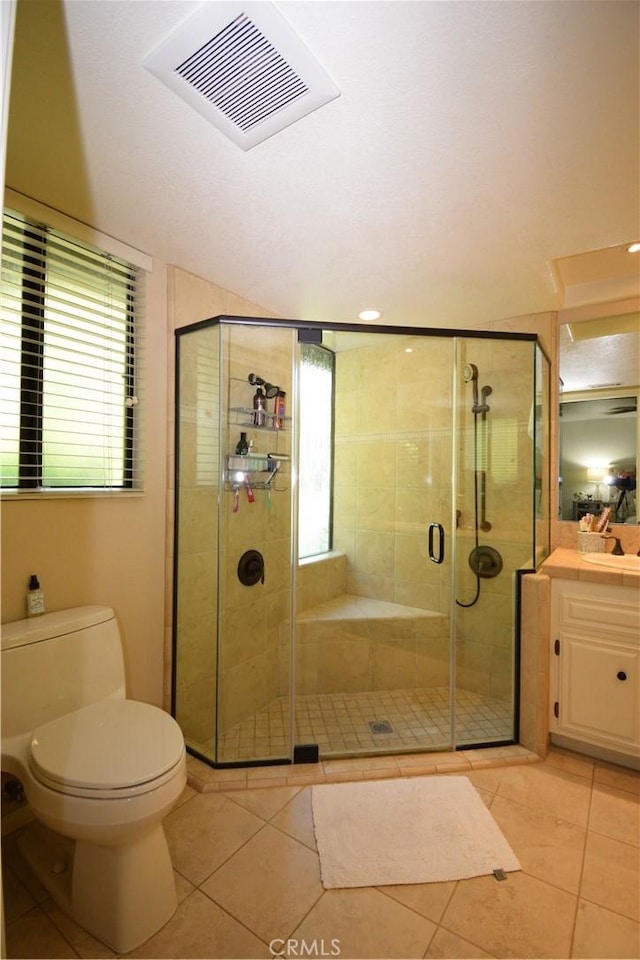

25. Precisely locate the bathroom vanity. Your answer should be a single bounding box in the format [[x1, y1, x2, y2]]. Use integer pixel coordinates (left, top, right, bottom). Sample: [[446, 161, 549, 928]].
[[545, 550, 640, 769]]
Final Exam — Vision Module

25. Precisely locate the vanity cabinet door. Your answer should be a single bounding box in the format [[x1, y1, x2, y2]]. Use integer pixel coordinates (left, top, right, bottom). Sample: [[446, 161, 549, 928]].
[[557, 634, 639, 748], [550, 578, 640, 762]]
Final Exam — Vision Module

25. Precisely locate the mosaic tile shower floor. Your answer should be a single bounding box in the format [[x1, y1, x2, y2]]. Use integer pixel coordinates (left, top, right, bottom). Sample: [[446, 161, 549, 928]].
[[203, 687, 513, 764]]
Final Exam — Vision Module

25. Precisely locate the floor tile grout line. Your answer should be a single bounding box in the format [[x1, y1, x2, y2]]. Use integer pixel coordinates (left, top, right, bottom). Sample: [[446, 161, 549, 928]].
[[284, 885, 329, 950], [490, 786, 592, 833], [27, 898, 84, 960], [187, 883, 273, 956], [174, 794, 274, 889], [431, 918, 499, 960], [585, 824, 640, 849], [577, 888, 640, 926], [375, 877, 460, 949], [569, 775, 595, 959], [214, 785, 327, 950], [221, 784, 305, 823]]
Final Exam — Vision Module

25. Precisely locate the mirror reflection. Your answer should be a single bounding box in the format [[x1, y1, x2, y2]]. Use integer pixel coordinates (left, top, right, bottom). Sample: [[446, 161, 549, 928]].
[[558, 312, 639, 524]]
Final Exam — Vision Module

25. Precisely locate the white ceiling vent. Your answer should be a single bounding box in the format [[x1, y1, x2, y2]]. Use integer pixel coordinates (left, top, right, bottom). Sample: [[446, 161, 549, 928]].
[[144, 1, 340, 151]]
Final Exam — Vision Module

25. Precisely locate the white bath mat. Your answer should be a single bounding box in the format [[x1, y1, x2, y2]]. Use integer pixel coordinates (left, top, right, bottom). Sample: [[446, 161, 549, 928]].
[[311, 775, 520, 888]]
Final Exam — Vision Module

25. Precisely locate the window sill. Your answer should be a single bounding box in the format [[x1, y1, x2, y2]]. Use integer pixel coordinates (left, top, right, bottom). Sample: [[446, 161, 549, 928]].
[[298, 550, 345, 568], [1, 489, 145, 501]]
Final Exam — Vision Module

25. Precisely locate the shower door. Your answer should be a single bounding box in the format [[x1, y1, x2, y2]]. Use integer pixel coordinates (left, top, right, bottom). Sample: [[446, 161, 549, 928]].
[[293, 330, 458, 758], [294, 329, 540, 759]]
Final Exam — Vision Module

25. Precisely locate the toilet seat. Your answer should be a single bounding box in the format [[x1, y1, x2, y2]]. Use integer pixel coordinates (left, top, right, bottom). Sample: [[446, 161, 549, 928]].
[[29, 699, 185, 799]]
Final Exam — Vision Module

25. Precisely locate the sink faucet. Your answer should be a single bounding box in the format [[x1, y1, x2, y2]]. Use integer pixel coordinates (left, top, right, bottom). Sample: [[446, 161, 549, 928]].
[[603, 536, 625, 555]]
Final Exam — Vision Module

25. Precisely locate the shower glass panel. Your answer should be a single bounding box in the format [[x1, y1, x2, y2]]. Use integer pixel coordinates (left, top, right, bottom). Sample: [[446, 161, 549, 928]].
[[215, 322, 295, 764], [173, 322, 221, 761], [173, 317, 550, 767], [173, 319, 296, 765], [453, 338, 545, 747]]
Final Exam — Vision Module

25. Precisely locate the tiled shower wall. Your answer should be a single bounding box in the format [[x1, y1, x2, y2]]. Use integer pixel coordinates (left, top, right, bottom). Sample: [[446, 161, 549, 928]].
[[174, 322, 295, 741], [332, 334, 538, 703], [333, 337, 452, 612], [168, 270, 285, 751], [216, 324, 293, 733], [454, 336, 540, 701]]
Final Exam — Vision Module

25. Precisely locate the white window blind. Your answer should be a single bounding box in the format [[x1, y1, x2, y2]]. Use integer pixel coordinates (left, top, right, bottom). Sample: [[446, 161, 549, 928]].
[[0, 209, 143, 491]]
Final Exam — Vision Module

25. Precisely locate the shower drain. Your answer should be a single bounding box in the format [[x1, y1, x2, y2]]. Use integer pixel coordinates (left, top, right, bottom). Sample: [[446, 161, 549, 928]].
[[368, 720, 394, 734]]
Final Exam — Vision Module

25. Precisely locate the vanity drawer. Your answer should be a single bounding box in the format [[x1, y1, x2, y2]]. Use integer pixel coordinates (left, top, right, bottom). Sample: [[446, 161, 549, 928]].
[[553, 581, 640, 643]]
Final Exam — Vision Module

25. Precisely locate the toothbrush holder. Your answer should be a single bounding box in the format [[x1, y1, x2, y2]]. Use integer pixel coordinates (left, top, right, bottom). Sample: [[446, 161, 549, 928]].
[[577, 532, 606, 553]]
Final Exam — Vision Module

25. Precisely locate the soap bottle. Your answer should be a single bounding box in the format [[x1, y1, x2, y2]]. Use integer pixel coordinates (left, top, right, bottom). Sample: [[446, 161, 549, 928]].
[[235, 432, 249, 456], [27, 574, 45, 617]]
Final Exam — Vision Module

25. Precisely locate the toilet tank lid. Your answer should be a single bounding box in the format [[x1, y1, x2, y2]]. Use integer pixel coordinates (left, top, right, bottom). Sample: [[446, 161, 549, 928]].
[[1, 606, 115, 650]]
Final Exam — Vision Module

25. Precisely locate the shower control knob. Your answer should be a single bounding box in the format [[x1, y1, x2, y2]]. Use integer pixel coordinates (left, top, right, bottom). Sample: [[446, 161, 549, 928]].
[[237, 549, 265, 586]]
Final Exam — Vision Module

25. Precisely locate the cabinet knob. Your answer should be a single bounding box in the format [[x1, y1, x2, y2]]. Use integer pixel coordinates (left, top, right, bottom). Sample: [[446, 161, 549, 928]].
[[616, 671, 628, 682]]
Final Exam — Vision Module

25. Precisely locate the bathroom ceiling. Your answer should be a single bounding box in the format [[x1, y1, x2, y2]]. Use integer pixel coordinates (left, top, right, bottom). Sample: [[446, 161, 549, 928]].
[[5, 0, 640, 330]]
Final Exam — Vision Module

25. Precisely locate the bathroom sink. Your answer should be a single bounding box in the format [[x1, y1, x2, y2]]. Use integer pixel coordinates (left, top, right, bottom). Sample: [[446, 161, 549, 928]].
[[582, 552, 640, 572]]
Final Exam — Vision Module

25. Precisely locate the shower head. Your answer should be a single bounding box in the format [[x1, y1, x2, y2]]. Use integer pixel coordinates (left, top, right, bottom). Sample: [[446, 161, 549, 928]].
[[462, 363, 491, 414], [248, 373, 279, 398]]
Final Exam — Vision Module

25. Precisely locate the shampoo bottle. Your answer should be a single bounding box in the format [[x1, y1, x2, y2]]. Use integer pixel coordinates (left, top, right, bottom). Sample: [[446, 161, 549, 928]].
[[253, 387, 266, 427], [274, 390, 286, 429], [27, 574, 45, 617]]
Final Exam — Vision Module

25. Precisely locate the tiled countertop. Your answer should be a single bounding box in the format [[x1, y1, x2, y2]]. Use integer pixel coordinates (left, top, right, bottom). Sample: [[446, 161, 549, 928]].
[[542, 547, 640, 587]]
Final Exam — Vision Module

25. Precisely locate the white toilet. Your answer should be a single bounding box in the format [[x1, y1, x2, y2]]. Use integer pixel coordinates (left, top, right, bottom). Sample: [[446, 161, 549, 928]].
[[1, 605, 187, 953]]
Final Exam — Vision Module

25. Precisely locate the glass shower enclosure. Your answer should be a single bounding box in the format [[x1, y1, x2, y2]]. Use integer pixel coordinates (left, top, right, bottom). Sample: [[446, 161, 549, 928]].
[[173, 317, 550, 767]]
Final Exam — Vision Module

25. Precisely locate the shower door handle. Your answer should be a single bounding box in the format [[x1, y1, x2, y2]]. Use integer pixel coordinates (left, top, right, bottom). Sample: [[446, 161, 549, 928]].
[[428, 523, 445, 564]]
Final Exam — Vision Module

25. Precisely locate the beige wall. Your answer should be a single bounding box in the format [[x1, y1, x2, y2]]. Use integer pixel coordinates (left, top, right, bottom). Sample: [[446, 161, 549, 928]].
[[0, 260, 169, 706]]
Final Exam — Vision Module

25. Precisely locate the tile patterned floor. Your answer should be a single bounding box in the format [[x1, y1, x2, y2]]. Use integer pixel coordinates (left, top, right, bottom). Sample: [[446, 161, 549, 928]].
[[210, 687, 514, 764], [3, 746, 639, 959]]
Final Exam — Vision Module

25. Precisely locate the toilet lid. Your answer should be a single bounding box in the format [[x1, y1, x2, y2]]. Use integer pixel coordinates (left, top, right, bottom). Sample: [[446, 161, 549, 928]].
[[30, 699, 185, 791]]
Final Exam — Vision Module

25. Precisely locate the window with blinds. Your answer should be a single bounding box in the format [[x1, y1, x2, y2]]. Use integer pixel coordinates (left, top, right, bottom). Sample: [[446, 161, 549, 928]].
[[0, 209, 142, 491]]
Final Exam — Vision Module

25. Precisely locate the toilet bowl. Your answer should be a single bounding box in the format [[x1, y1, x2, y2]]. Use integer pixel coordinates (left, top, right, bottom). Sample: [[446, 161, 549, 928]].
[[1, 606, 187, 953]]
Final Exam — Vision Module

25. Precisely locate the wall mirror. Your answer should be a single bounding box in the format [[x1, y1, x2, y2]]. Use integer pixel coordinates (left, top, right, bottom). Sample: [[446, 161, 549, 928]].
[[558, 311, 639, 524]]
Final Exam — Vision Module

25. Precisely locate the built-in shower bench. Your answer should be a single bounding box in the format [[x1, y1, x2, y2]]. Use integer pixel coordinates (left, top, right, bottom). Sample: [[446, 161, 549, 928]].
[[291, 585, 450, 697], [296, 593, 445, 628]]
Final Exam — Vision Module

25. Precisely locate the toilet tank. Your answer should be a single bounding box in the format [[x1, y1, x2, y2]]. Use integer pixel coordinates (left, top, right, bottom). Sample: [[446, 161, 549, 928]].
[[1, 606, 127, 738]]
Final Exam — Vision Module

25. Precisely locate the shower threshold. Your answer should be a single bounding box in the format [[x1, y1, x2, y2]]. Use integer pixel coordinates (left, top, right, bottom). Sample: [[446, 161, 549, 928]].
[[201, 687, 513, 766]]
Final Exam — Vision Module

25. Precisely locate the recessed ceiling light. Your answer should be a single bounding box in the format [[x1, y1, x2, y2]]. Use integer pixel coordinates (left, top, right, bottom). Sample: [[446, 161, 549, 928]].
[[358, 309, 381, 321], [626, 242, 640, 253]]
